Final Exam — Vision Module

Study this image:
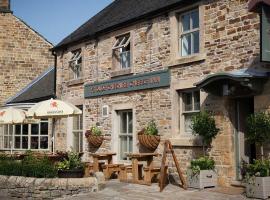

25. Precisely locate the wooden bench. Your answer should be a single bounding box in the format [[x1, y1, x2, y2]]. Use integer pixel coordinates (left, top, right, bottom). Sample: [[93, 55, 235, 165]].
[[102, 164, 122, 179], [143, 166, 168, 185], [84, 161, 105, 177], [119, 164, 143, 182]]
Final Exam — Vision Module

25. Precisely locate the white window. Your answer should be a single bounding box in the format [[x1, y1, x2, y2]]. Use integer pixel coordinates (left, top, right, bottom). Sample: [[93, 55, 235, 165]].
[[72, 105, 83, 152], [69, 50, 82, 79], [180, 90, 200, 134], [0, 119, 49, 150], [112, 34, 131, 69], [179, 9, 200, 56]]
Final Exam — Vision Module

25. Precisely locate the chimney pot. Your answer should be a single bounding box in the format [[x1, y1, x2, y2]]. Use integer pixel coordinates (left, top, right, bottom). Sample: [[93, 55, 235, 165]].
[[0, 0, 11, 13]]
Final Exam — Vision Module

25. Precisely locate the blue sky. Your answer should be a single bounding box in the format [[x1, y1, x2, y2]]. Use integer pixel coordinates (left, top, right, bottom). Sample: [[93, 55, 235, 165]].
[[11, 0, 113, 45]]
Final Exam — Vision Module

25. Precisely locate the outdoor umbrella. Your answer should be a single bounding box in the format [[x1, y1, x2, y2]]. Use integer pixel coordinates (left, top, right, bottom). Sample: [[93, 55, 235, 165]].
[[0, 107, 26, 124], [27, 98, 82, 153]]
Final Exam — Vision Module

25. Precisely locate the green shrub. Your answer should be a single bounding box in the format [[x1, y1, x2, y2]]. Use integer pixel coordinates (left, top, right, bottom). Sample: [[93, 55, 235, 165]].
[[242, 159, 270, 180], [144, 120, 158, 135], [90, 125, 102, 136], [190, 156, 215, 175], [56, 151, 84, 171]]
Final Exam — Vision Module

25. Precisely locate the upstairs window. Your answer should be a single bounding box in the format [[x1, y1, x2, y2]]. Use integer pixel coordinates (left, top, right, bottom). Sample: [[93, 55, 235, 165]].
[[112, 33, 131, 69], [69, 50, 82, 79], [179, 9, 200, 56]]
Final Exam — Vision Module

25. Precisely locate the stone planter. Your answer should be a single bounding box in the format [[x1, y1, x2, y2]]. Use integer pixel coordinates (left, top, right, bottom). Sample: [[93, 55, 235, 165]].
[[138, 134, 160, 151], [187, 169, 217, 189], [58, 168, 84, 178], [246, 176, 270, 199], [87, 135, 104, 148]]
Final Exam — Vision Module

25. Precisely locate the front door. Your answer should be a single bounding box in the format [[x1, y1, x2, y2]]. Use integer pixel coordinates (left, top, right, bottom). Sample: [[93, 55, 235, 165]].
[[235, 97, 255, 180], [118, 110, 133, 161]]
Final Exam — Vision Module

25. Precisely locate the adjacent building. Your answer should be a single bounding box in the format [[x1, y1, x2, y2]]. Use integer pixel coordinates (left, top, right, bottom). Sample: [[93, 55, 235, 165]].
[[51, 0, 270, 186]]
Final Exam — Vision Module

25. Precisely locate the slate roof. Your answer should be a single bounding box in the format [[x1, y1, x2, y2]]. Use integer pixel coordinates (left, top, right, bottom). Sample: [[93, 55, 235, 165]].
[[53, 0, 198, 50], [6, 67, 55, 104]]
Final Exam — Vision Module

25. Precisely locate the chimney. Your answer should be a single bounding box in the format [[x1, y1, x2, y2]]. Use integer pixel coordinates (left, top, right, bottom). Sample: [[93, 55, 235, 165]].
[[0, 0, 11, 13]]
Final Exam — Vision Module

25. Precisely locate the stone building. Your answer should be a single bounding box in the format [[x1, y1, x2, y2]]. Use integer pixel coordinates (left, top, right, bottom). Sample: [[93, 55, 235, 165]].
[[53, 0, 270, 186], [0, 0, 54, 106], [0, 0, 54, 151]]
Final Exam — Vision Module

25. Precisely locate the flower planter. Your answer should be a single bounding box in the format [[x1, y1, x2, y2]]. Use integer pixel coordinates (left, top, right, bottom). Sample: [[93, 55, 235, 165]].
[[138, 134, 160, 151], [87, 135, 104, 148], [58, 168, 84, 178], [187, 169, 217, 189], [246, 176, 270, 199]]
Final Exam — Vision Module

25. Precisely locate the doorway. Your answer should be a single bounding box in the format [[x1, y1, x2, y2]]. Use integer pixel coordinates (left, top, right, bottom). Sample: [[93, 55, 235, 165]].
[[235, 97, 255, 180], [118, 110, 133, 161]]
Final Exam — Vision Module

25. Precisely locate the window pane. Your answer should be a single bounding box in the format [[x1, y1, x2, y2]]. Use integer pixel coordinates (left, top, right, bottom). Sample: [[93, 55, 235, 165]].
[[40, 136, 48, 149], [128, 112, 133, 133], [4, 125, 8, 135], [120, 51, 131, 69], [73, 116, 79, 130], [15, 125, 21, 135], [191, 10, 199, 29], [79, 115, 83, 130], [194, 91, 200, 110], [181, 34, 191, 56], [182, 13, 190, 32], [120, 136, 127, 160], [129, 136, 133, 153], [183, 92, 193, 111], [79, 132, 83, 152], [31, 124, 39, 135], [73, 132, 80, 152], [14, 136, 21, 149], [40, 122, 48, 135], [22, 136, 28, 149], [23, 124, 28, 135], [8, 125, 13, 135], [193, 31, 200, 54], [184, 113, 193, 133], [4, 136, 10, 148], [120, 112, 127, 133], [31, 137, 39, 149]]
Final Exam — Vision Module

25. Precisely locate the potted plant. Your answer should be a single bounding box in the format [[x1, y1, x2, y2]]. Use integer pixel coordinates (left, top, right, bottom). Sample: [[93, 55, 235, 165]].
[[187, 111, 220, 189], [243, 159, 270, 199], [138, 120, 160, 151], [243, 112, 270, 199], [187, 156, 217, 189], [85, 125, 104, 148], [57, 151, 85, 178]]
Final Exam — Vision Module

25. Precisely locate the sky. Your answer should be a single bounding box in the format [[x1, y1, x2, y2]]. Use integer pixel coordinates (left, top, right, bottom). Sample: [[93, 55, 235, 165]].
[[11, 0, 113, 45]]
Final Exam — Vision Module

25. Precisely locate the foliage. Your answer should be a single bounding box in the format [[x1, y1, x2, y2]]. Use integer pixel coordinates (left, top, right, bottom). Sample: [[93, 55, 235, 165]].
[[242, 159, 270, 181], [85, 125, 102, 137], [191, 111, 220, 147], [246, 112, 270, 146], [56, 151, 84, 171], [0, 151, 57, 178], [144, 120, 158, 136], [190, 156, 215, 175]]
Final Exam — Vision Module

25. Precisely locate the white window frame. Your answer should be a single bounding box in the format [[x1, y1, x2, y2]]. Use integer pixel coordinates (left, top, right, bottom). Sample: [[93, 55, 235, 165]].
[[69, 50, 82, 79], [179, 8, 200, 57], [112, 35, 131, 50], [179, 90, 200, 135], [72, 106, 83, 153]]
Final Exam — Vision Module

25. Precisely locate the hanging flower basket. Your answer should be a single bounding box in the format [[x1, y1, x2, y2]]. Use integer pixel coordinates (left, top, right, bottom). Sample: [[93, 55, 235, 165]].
[[138, 128, 160, 151], [85, 127, 104, 148]]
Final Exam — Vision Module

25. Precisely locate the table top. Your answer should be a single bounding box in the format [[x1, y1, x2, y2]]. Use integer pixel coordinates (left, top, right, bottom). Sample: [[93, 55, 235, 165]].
[[89, 152, 116, 157], [126, 152, 159, 158]]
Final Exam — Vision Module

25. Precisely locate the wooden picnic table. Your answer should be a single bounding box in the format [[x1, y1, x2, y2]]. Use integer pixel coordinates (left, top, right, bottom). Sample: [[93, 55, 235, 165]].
[[126, 152, 159, 184], [89, 152, 116, 172]]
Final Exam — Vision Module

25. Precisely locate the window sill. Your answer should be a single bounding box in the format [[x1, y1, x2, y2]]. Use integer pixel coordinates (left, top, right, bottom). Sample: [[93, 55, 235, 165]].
[[67, 78, 84, 86], [111, 68, 133, 78], [170, 136, 203, 147], [168, 53, 206, 68]]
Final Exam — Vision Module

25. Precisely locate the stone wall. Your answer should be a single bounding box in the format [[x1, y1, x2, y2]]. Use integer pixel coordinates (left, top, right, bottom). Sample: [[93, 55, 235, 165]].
[[0, 12, 54, 106], [0, 175, 103, 199]]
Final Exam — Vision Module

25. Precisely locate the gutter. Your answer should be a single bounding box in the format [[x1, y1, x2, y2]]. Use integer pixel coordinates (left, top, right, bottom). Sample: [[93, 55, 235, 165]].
[[51, 50, 57, 99]]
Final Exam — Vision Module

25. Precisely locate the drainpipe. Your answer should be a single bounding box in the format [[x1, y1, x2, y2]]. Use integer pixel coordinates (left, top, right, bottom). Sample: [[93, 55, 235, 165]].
[[51, 50, 57, 153]]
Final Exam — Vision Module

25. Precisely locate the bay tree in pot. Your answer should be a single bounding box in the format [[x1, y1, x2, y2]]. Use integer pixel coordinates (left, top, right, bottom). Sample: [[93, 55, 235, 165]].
[[244, 112, 270, 199], [187, 111, 220, 189], [138, 120, 160, 151], [85, 125, 104, 148]]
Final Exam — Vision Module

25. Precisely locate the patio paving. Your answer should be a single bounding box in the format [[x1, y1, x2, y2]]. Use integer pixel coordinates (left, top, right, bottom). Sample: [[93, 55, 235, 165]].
[[57, 180, 250, 200]]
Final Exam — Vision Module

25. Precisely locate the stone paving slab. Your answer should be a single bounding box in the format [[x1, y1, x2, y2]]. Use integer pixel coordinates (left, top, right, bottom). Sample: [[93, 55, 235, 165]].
[[57, 180, 251, 200]]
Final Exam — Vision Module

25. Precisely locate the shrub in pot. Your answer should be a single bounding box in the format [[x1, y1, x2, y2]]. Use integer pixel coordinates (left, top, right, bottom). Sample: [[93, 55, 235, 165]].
[[138, 120, 160, 151], [57, 151, 85, 178], [188, 111, 220, 189], [85, 125, 104, 148], [243, 159, 270, 199]]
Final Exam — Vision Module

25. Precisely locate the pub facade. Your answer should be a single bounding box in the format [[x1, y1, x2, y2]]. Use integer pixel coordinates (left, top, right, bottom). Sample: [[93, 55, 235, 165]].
[[53, 0, 270, 186]]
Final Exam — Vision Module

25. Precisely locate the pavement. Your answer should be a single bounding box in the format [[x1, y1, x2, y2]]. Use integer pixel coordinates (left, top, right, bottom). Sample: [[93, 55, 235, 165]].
[[57, 180, 250, 200]]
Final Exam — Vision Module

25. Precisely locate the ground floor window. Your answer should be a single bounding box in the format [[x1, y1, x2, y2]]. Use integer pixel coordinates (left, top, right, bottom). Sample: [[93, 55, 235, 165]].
[[0, 119, 49, 150], [179, 90, 200, 134], [72, 105, 83, 152], [119, 110, 133, 160]]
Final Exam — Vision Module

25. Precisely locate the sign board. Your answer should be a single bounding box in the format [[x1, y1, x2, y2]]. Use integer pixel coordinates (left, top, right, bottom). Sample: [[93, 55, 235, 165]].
[[84, 70, 170, 98], [261, 5, 270, 62]]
